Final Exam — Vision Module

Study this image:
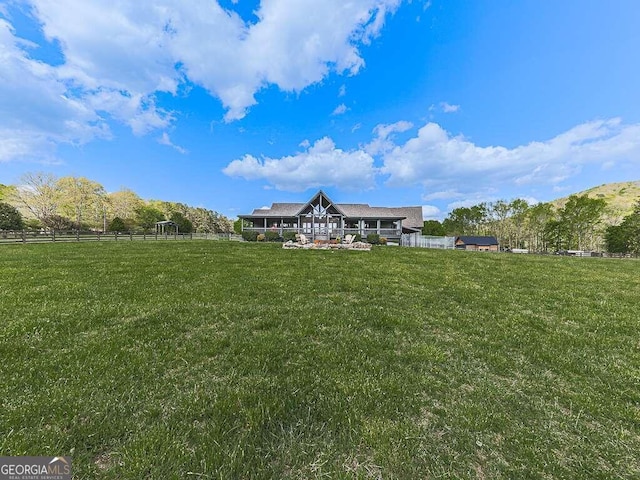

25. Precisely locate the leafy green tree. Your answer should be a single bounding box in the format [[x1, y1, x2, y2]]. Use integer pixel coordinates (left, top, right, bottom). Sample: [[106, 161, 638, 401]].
[[108, 217, 127, 232], [625, 201, 640, 254], [606, 200, 640, 254], [558, 195, 606, 250], [0, 202, 24, 230], [24, 219, 42, 231], [0, 184, 16, 202], [57, 176, 107, 229], [234, 218, 243, 234], [107, 189, 143, 224], [443, 204, 487, 235], [544, 219, 568, 251], [170, 212, 193, 233], [524, 203, 555, 252], [422, 220, 445, 236], [507, 199, 530, 249], [604, 224, 630, 254], [135, 206, 165, 232]]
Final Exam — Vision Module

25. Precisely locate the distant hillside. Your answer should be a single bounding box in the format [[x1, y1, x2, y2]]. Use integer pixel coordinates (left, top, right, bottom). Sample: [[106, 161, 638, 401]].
[[551, 180, 640, 224]]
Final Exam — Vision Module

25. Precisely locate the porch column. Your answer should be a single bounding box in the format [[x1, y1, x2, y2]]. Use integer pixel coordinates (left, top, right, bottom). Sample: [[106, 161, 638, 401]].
[[377, 220, 381, 234], [264, 218, 267, 231]]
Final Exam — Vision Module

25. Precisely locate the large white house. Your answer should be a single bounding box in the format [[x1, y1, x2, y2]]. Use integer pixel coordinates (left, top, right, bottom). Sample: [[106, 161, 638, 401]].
[[239, 190, 423, 241]]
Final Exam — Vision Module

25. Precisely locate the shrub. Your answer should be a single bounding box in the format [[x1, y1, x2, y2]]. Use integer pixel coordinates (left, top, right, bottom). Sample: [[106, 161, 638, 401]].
[[367, 233, 381, 245], [0, 202, 23, 230], [24, 219, 42, 231], [353, 233, 362, 242], [257, 233, 266, 242], [241, 230, 259, 242], [264, 231, 282, 242], [43, 215, 73, 231], [283, 231, 297, 242], [379, 237, 387, 245], [108, 217, 127, 232]]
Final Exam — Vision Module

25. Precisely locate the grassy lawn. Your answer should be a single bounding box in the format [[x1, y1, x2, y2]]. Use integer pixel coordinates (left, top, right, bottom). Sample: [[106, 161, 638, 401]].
[[1, 241, 639, 479]]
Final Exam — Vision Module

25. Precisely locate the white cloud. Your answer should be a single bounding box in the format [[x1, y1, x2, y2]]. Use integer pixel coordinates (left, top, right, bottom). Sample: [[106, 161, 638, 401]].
[[33, 0, 403, 122], [338, 84, 347, 97], [421, 205, 441, 220], [365, 120, 413, 155], [1, 0, 406, 161], [440, 102, 460, 113], [157, 132, 187, 154], [351, 123, 362, 132], [0, 18, 109, 162], [332, 103, 348, 115], [222, 137, 376, 191], [382, 118, 640, 190], [422, 190, 463, 201], [223, 117, 640, 200]]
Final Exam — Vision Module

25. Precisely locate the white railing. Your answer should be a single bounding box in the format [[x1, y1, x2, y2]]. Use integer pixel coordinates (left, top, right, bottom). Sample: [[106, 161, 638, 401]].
[[401, 234, 456, 249], [242, 227, 403, 238]]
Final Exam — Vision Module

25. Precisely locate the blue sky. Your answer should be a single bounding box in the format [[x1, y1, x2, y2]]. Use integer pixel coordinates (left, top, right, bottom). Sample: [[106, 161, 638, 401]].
[[1, 0, 639, 219]]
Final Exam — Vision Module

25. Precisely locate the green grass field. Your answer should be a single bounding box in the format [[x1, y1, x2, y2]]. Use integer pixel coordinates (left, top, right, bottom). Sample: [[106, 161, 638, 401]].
[[1, 241, 639, 479]]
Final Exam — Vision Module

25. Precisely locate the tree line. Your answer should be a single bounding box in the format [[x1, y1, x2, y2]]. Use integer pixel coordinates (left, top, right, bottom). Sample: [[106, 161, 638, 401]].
[[422, 194, 640, 254], [0, 173, 233, 234]]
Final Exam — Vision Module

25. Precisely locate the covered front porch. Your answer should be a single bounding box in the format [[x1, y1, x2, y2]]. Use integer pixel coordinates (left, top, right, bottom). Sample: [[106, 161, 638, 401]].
[[241, 222, 404, 240]]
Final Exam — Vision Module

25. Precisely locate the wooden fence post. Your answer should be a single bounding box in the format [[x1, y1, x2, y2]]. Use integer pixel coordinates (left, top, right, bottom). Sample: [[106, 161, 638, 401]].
[[52, 230, 56, 242], [22, 230, 26, 244]]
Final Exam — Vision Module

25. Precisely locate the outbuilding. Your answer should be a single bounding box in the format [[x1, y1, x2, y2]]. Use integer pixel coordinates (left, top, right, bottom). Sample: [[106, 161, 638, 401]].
[[455, 236, 499, 252]]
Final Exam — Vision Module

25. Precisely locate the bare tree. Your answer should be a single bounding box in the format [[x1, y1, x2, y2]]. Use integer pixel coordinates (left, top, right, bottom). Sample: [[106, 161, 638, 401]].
[[10, 172, 61, 229]]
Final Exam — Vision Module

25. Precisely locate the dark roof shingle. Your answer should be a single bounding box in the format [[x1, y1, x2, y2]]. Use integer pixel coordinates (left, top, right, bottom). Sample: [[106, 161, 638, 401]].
[[456, 236, 499, 246]]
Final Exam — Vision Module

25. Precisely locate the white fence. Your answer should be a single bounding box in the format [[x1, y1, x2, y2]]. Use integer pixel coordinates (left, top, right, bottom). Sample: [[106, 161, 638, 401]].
[[401, 234, 456, 249]]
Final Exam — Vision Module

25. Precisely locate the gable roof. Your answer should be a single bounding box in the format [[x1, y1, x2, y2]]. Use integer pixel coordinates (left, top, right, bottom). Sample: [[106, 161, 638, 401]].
[[456, 236, 499, 246], [294, 190, 345, 216]]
